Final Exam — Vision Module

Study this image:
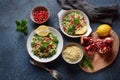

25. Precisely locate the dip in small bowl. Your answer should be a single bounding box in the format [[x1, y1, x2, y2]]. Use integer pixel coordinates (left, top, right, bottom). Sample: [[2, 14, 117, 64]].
[[62, 42, 84, 64]]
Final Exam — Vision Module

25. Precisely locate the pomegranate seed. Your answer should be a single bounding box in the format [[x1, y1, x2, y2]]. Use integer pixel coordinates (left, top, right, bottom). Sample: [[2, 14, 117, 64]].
[[33, 10, 48, 23]]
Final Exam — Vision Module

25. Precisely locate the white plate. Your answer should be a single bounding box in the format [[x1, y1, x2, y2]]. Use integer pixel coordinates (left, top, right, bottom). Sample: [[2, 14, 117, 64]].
[[27, 27, 63, 63], [58, 9, 92, 38]]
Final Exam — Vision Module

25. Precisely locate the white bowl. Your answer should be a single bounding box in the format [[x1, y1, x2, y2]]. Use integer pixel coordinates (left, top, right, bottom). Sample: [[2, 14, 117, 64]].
[[27, 27, 63, 63], [62, 42, 84, 64], [58, 9, 92, 38]]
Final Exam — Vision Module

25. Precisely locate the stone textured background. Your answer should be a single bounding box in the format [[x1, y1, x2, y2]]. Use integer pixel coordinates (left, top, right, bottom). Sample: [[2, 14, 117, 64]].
[[0, 0, 120, 80]]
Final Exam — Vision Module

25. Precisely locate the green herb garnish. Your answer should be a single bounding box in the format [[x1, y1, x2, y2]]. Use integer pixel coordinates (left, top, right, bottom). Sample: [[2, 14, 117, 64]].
[[39, 41, 49, 51], [74, 18, 80, 25], [65, 17, 70, 22], [15, 19, 28, 35], [66, 26, 74, 35], [81, 56, 94, 69]]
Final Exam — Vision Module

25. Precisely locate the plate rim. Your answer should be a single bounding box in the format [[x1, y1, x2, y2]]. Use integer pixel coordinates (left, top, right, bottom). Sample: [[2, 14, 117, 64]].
[[26, 27, 64, 63]]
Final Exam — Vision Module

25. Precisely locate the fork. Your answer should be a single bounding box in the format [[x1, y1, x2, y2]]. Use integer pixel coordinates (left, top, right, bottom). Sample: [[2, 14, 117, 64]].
[[30, 59, 61, 80]]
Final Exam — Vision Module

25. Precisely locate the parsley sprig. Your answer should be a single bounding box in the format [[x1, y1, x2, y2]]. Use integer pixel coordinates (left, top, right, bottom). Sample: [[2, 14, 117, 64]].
[[81, 56, 94, 70], [15, 19, 28, 35]]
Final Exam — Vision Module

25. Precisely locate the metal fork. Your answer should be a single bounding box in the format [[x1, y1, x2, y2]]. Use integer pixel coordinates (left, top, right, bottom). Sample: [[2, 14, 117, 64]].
[[30, 59, 61, 80]]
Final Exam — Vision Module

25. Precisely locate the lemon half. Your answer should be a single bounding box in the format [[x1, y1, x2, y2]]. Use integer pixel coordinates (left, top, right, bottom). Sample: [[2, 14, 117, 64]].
[[35, 25, 50, 36], [96, 24, 111, 37], [75, 26, 87, 35]]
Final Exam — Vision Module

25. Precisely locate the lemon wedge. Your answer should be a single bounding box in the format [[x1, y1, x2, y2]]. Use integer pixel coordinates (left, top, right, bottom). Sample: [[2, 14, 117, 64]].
[[35, 25, 50, 36], [96, 24, 111, 37], [75, 26, 87, 35]]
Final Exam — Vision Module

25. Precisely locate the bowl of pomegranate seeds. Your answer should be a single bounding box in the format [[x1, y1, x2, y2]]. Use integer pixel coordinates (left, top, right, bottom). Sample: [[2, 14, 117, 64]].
[[30, 6, 50, 24]]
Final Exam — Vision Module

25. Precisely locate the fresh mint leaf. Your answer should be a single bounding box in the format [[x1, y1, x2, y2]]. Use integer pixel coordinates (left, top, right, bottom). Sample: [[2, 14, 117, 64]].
[[88, 61, 94, 69], [16, 26, 21, 31], [15, 20, 21, 26], [81, 59, 88, 68], [23, 28, 28, 35], [81, 56, 94, 70], [21, 19, 27, 27], [15, 19, 28, 35]]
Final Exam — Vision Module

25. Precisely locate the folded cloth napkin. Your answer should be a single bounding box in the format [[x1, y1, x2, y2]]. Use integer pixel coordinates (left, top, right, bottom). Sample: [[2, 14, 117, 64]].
[[57, 0, 119, 24]]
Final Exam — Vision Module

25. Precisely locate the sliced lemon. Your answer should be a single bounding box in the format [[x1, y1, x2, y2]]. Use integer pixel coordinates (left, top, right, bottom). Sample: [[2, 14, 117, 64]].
[[35, 25, 49, 36], [96, 24, 111, 37], [75, 26, 87, 35]]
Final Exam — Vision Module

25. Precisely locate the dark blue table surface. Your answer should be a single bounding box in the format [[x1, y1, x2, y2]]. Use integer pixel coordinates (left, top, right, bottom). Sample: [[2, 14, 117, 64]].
[[0, 0, 120, 80]]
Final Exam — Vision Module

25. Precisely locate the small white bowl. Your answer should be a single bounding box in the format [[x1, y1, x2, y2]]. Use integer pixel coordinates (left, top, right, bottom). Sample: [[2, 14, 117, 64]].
[[62, 42, 84, 64], [27, 27, 63, 63], [30, 6, 50, 24], [58, 9, 92, 38]]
